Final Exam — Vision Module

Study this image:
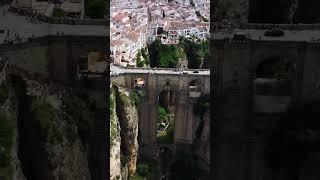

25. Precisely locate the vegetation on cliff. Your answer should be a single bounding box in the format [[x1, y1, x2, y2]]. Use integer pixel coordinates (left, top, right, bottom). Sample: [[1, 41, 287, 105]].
[[193, 94, 210, 141], [52, 8, 66, 17], [157, 105, 174, 144], [62, 94, 95, 146], [0, 111, 15, 177], [85, 0, 105, 19], [111, 85, 140, 178], [214, 0, 241, 21], [110, 88, 119, 148], [0, 83, 8, 104], [179, 37, 209, 69], [130, 159, 159, 180], [170, 150, 202, 179], [136, 49, 150, 68], [148, 39, 186, 68]]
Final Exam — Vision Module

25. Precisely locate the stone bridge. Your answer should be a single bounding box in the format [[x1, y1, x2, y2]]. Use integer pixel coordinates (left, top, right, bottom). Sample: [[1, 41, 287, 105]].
[[212, 29, 320, 180], [111, 68, 210, 156], [0, 35, 106, 84]]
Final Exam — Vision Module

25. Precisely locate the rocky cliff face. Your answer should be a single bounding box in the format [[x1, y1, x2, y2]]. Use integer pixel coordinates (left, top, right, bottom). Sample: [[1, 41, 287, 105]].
[[0, 80, 26, 180], [110, 86, 122, 180], [43, 97, 92, 180], [2, 74, 92, 180], [194, 111, 210, 171], [110, 84, 140, 180]]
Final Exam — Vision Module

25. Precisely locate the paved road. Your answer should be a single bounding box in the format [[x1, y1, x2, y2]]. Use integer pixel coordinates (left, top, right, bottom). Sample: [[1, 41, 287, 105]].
[[110, 63, 210, 76], [0, 5, 107, 44]]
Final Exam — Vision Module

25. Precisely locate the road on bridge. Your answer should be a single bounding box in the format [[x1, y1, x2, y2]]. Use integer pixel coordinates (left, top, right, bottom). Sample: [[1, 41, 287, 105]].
[[110, 63, 210, 76], [0, 5, 107, 44]]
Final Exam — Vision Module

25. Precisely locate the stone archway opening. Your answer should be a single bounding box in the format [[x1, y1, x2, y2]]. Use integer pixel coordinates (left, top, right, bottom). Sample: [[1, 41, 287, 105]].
[[133, 78, 145, 87], [133, 78, 145, 97], [157, 88, 175, 144], [79, 51, 105, 72], [253, 56, 294, 114], [189, 79, 202, 98], [156, 84, 176, 178]]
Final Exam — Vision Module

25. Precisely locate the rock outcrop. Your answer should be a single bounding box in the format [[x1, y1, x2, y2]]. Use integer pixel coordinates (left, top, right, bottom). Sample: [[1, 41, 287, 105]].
[[2, 74, 92, 180], [110, 86, 122, 180], [110, 84, 140, 180]]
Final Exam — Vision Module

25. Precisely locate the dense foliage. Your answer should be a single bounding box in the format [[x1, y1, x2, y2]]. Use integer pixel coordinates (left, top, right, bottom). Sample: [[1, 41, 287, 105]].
[[0, 111, 14, 171], [0, 83, 8, 104], [148, 39, 185, 68], [136, 49, 150, 67], [179, 37, 208, 69], [52, 8, 65, 17], [31, 99, 57, 138], [193, 94, 210, 120], [157, 105, 174, 144], [130, 159, 159, 180], [85, 0, 105, 19], [63, 94, 95, 145], [110, 91, 117, 147], [193, 94, 210, 139], [170, 151, 202, 179], [129, 91, 140, 107], [214, 0, 240, 21]]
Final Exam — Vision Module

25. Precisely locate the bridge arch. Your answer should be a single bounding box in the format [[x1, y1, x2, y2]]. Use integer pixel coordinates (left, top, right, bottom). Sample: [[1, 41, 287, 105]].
[[188, 79, 204, 98], [251, 48, 299, 72]]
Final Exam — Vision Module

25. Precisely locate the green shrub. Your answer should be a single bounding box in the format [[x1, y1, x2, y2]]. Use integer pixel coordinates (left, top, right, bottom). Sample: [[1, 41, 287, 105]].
[[0, 83, 8, 104], [31, 99, 55, 132], [130, 174, 144, 180], [158, 106, 167, 118], [85, 0, 105, 19], [121, 155, 129, 166], [136, 163, 150, 176], [62, 95, 93, 144], [171, 151, 201, 179], [193, 94, 210, 120], [148, 40, 185, 68], [0, 111, 14, 168], [52, 8, 65, 17], [157, 124, 174, 144], [129, 91, 140, 107]]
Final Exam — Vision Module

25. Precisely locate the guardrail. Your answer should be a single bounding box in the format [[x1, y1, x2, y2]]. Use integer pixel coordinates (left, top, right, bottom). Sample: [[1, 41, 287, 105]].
[[241, 23, 320, 30], [48, 17, 108, 25], [119, 66, 210, 72]]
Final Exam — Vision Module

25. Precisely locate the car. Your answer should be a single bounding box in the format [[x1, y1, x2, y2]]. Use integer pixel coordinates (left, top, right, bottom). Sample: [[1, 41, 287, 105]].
[[233, 31, 249, 40], [193, 70, 199, 73], [183, 71, 188, 74], [264, 28, 284, 37]]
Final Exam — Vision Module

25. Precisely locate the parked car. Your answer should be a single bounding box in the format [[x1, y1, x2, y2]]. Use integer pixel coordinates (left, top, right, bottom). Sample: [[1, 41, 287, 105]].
[[264, 28, 284, 37], [193, 70, 199, 73], [233, 31, 249, 40]]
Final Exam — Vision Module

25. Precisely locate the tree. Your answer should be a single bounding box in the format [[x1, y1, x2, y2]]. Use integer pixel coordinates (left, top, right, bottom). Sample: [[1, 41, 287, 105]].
[[85, 0, 105, 19], [136, 50, 144, 67]]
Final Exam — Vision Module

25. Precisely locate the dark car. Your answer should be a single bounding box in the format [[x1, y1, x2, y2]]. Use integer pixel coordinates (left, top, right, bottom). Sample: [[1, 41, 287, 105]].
[[193, 70, 199, 73], [233, 32, 249, 40], [264, 28, 284, 37]]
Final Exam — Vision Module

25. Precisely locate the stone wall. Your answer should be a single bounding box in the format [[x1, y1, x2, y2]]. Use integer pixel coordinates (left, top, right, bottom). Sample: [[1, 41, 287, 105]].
[[212, 35, 320, 180], [0, 36, 106, 84], [111, 73, 209, 157]]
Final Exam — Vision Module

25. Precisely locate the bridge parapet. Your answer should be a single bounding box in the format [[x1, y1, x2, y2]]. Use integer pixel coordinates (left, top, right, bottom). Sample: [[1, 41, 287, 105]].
[[242, 23, 320, 30]]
